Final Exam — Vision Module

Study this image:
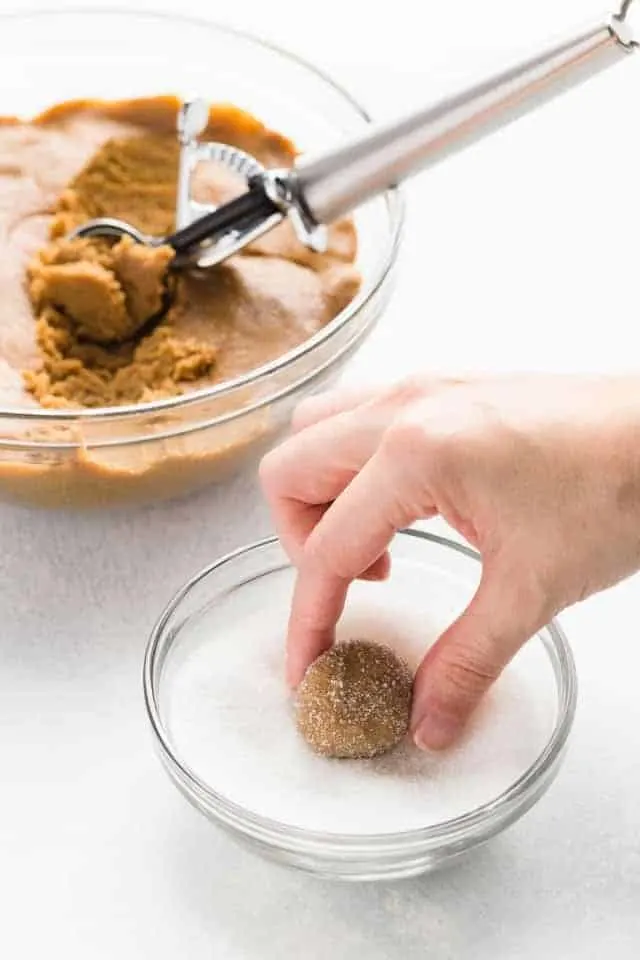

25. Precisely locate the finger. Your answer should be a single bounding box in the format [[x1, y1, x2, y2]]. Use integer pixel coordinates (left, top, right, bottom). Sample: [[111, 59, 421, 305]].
[[286, 551, 391, 686], [261, 404, 393, 510], [267, 499, 327, 565], [265, 494, 390, 577], [261, 409, 393, 596], [291, 375, 469, 435], [268, 376, 471, 511], [286, 568, 349, 686], [287, 444, 435, 682], [260, 406, 395, 587], [410, 566, 548, 751], [291, 384, 380, 433], [363, 550, 392, 581], [304, 441, 435, 581]]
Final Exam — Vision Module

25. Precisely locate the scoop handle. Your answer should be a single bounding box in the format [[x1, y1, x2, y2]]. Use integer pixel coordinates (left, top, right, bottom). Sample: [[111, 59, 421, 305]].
[[294, 13, 637, 224]]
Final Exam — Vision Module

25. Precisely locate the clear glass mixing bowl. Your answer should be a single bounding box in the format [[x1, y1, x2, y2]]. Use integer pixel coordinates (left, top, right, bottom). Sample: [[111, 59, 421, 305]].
[[143, 530, 578, 882], [0, 9, 402, 507]]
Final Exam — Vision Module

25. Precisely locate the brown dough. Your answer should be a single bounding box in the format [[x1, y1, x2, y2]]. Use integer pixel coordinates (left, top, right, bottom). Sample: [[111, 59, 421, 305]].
[[28, 235, 175, 344], [1, 97, 361, 410], [296, 640, 413, 760]]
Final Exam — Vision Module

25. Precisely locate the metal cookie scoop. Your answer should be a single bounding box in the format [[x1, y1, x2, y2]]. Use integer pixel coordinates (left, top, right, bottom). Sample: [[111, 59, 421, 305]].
[[70, 1, 639, 268], [69, 99, 290, 267]]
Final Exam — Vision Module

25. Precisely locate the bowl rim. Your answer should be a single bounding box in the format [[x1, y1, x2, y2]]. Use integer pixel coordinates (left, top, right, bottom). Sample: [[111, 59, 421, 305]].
[[143, 528, 578, 851], [0, 6, 404, 424]]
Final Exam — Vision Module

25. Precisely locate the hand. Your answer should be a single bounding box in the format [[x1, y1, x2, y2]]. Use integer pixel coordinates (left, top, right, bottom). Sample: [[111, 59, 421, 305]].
[[260, 374, 640, 750]]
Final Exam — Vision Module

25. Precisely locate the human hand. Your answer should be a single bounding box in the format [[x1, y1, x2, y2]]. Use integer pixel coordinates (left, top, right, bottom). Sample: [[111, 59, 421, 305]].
[[260, 374, 640, 750]]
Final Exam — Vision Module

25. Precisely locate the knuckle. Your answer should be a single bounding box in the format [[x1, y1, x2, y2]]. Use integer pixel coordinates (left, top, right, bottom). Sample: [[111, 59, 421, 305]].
[[382, 411, 427, 458], [290, 395, 318, 432], [423, 424, 459, 479], [384, 403, 460, 480], [438, 646, 501, 704], [258, 448, 285, 496], [378, 374, 429, 410]]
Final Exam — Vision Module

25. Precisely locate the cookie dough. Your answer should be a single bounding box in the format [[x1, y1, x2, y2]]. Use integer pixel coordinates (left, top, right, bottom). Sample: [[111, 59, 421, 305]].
[[0, 96, 361, 506], [0, 96, 360, 411], [296, 640, 414, 759]]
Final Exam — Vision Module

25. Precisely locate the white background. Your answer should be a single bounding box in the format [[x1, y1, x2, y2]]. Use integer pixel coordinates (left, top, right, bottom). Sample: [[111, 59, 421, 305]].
[[1, 0, 639, 957]]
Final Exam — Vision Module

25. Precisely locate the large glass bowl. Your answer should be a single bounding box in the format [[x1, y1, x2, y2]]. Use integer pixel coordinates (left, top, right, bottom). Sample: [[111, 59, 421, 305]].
[[0, 9, 402, 507], [143, 530, 578, 882]]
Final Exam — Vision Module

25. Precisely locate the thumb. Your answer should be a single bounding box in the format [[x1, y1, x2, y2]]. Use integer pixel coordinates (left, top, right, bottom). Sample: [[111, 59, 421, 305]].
[[410, 563, 546, 751]]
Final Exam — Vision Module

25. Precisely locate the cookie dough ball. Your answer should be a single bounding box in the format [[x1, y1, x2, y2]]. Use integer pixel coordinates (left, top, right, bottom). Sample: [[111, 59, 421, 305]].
[[296, 639, 413, 759]]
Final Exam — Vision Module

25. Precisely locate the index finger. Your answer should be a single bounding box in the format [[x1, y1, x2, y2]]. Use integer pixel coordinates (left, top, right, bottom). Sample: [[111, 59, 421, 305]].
[[291, 384, 380, 433], [286, 441, 436, 685], [286, 569, 349, 686]]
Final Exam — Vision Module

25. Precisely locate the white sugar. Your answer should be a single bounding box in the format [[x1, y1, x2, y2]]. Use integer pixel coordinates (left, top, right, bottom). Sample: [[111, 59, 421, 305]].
[[162, 560, 557, 835]]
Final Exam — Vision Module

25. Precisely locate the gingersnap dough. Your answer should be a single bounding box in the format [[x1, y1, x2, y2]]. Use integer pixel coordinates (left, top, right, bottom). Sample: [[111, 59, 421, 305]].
[[0, 96, 361, 411], [296, 640, 414, 760]]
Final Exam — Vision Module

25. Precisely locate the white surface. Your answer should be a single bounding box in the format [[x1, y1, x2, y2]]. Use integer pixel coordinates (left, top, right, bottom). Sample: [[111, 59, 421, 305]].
[[1, 0, 639, 956]]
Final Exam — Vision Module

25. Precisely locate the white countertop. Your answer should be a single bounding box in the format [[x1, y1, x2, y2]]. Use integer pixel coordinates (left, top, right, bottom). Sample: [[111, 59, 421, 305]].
[[1, 0, 640, 956]]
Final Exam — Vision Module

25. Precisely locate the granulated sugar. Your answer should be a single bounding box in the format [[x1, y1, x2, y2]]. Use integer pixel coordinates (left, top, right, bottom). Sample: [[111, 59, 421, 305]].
[[163, 559, 557, 835]]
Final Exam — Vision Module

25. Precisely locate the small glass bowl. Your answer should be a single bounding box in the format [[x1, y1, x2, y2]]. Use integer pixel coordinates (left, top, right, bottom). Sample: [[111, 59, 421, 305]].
[[0, 9, 402, 508], [143, 530, 577, 882]]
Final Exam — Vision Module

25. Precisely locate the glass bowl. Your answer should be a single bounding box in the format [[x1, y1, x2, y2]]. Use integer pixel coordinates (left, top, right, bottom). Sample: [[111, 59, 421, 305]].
[[0, 9, 402, 508], [143, 530, 577, 882]]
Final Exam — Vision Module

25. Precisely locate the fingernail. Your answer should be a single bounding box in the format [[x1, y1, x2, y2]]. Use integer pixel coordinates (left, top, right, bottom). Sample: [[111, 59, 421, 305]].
[[412, 708, 462, 752]]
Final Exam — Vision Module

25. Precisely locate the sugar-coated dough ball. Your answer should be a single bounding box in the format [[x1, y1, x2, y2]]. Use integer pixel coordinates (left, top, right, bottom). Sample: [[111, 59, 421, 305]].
[[295, 639, 413, 759]]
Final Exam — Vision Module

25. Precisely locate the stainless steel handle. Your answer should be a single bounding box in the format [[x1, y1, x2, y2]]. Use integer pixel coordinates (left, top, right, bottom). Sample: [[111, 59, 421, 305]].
[[295, 14, 637, 225]]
